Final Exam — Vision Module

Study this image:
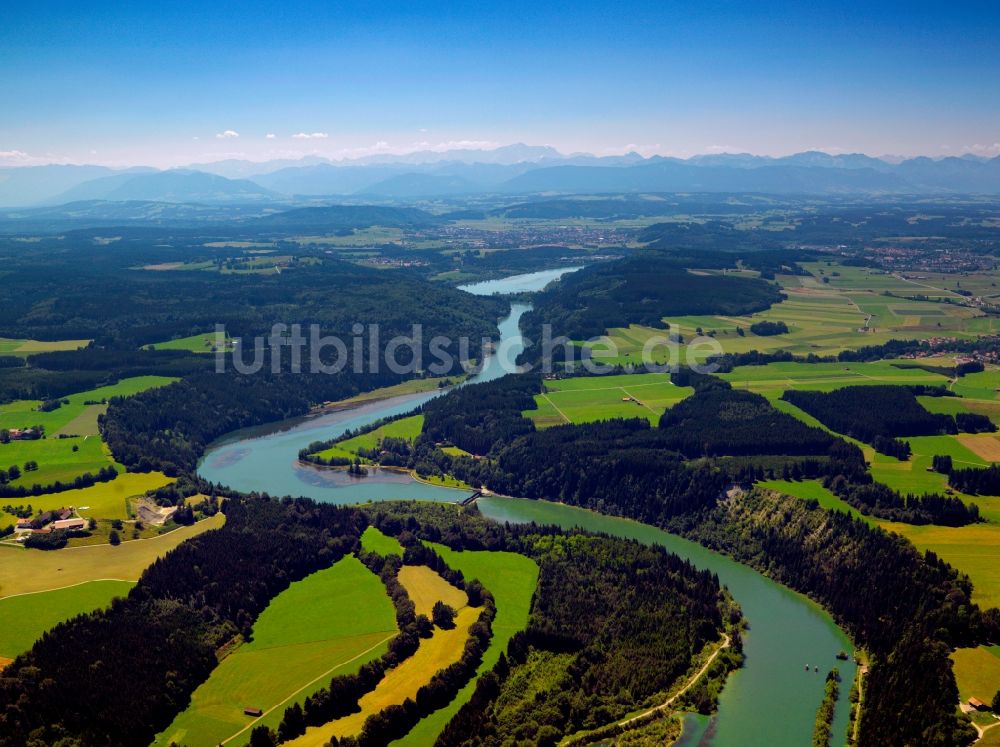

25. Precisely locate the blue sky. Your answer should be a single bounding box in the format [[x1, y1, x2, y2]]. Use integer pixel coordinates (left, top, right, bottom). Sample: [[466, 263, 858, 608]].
[[2, 0, 999, 166]]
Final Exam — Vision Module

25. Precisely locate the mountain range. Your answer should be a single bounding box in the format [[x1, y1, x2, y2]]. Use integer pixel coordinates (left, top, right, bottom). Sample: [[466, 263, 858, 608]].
[[1, 146, 999, 206]]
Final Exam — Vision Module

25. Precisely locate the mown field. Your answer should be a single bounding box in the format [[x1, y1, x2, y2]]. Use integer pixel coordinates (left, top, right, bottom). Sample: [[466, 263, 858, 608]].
[[952, 645, 1000, 706], [525, 373, 692, 428], [155, 555, 398, 747], [0, 337, 90, 356], [149, 331, 232, 353], [0, 579, 134, 661], [394, 541, 540, 747], [0, 512, 224, 598], [290, 563, 474, 746], [360, 525, 404, 556]]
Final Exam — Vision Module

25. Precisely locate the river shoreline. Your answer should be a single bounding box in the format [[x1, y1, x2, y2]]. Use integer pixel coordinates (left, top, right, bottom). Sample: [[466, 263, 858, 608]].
[[197, 267, 859, 747]]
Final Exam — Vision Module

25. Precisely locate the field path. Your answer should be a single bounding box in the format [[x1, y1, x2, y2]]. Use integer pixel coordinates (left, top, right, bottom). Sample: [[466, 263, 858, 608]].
[[220, 632, 397, 745], [620, 388, 658, 415], [540, 392, 571, 424], [563, 634, 730, 745]]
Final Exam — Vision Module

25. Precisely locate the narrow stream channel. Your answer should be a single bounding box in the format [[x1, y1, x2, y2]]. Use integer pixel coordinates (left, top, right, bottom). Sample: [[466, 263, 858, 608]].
[[198, 267, 857, 746]]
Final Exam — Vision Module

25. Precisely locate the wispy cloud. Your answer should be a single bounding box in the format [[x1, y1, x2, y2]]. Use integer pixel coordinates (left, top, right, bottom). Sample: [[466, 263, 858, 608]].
[[963, 143, 1000, 156], [265, 133, 276, 139], [292, 132, 329, 139], [215, 130, 240, 139]]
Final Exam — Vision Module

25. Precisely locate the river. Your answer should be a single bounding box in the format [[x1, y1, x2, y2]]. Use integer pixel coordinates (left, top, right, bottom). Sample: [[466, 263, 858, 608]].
[[197, 266, 857, 746]]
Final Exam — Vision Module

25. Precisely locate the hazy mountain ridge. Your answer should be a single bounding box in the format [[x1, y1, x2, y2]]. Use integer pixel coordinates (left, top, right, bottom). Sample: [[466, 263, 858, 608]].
[[3, 147, 1000, 206]]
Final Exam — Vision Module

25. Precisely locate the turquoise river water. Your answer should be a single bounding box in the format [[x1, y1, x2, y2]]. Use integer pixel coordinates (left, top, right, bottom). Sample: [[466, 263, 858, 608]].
[[197, 267, 857, 747]]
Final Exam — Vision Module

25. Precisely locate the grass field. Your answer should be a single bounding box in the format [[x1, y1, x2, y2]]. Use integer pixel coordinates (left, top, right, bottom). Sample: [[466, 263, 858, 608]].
[[583, 261, 997, 365], [0, 579, 134, 660], [156, 555, 397, 747], [314, 415, 424, 462], [0, 436, 111, 488], [150, 331, 233, 353], [0, 512, 224, 598], [525, 373, 693, 428], [290, 567, 474, 746], [0, 470, 174, 530], [393, 543, 540, 747], [719, 360, 950, 394], [952, 646, 1000, 704], [361, 525, 404, 556], [0, 337, 90, 356], [0, 375, 177, 434], [758, 479, 873, 525]]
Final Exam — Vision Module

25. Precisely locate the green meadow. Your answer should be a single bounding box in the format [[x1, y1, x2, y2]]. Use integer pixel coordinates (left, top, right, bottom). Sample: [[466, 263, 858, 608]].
[[393, 540, 539, 747], [313, 414, 424, 462], [149, 331, 232, 353], [525, 373, 692, 428], [0, 436, 110, 488], [361, 525, 404, 556], [155, 555, 397, 747], [878, 494, 1000, 610], [0, 376, 176, 490], [0, 580, 134, 660], [0, 375, 177, 434], [758, 479, 873, 525], [951, 645, 1000, 706]]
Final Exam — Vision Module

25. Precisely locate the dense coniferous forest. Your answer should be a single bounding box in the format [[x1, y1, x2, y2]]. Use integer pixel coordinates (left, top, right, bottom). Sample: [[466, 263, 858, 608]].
[[517, 255, 783, 362], [685, 489, 985, 747], [0, 242, 504, 348], [0, 495, 365, 747], [782, 386, 958, 452], [102, 367, 416, 473], [658, 383, 838, 457], [948, 464, 1000, 495], [408, 369, 993, 745], [366, 504, 737, 747]]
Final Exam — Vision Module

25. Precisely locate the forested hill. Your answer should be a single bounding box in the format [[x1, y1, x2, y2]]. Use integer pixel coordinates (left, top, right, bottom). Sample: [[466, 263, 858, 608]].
[[0, 493, 734, 747], [367, 502, 739, 747], [0, 252, 504, 347], [517, 255, 782, 360]]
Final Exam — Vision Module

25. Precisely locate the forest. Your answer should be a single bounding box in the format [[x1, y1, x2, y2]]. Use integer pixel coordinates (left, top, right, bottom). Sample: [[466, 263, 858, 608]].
[[367, 503, 737, 747], [0, 495, 365, 746], [782, 386, 960, 456], [516, 254, 783, 362]]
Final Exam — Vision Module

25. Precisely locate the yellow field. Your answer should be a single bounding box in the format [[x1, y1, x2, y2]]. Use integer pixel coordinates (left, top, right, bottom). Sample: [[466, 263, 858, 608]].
[[289, 607, 478, 746], [397, 565, 467, 617], [0, 471, 174, 530], [288, 567, 473, 746], [957, 433, 1000, 462], [879, 508, 1000, 611], [0, 513, 225, 598]]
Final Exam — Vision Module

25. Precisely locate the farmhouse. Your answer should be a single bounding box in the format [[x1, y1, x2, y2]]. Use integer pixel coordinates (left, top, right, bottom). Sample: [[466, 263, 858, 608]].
[[243, 707, 263, 717], [6, 427, 41, 440], [14, 518, 33, 531], [969, 697, 987, 711], [51, 518, 86, 531]]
